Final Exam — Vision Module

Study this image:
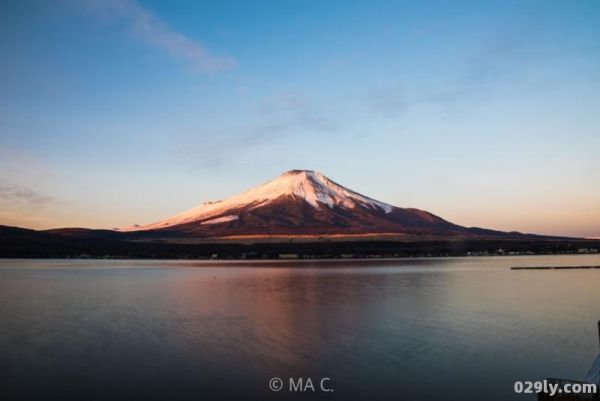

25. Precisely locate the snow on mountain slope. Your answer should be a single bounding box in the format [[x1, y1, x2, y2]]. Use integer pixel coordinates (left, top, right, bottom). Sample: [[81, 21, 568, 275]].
[[121, 170, 394, 231]]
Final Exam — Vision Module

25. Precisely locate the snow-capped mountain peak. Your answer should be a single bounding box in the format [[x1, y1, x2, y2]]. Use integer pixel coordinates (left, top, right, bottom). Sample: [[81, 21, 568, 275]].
[[122, 170, 394, 231], [250, 170, 393, 211]]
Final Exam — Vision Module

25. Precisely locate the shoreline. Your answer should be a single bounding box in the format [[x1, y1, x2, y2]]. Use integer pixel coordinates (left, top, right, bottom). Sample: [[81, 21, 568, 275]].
[[1, 251, 599, 262]]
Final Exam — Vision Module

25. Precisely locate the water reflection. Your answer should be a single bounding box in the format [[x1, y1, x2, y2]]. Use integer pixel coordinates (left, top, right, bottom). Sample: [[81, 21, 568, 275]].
[[1, 255, 599, 401]]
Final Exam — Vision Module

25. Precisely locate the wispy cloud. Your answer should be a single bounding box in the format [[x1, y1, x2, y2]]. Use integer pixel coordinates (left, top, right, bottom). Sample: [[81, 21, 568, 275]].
[[0, 184, 54, 207], [79, 0, 235, 72], [182, 93, 336, 168], [367, 54, 502, 118], [368, 20, 557, 118], [256, 93, 334, 133], [368, 82, 487, 118]]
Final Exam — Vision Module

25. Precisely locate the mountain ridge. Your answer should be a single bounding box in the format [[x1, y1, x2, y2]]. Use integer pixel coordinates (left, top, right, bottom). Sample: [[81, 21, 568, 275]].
[[1, 169, 591, 258], [114, 170, 551, 240], [121, 170, 400, 231], [1, 170, 577, 243]]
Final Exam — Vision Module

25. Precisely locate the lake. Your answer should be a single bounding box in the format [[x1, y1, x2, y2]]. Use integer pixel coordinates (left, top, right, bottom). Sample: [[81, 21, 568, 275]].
[[1, 255, 599, 401]]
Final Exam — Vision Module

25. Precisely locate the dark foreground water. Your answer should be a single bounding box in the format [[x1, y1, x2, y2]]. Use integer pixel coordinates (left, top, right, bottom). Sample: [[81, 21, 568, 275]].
[[1, 255, 600, 401]]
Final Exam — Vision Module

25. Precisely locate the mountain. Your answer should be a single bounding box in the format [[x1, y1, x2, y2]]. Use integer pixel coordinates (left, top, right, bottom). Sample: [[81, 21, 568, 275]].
[[2, 170, 594, 258], [119, 170, 536, 240]]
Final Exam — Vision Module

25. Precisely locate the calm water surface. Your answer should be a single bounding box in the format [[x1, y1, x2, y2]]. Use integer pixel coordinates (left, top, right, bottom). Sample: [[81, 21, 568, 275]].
[[1, 255, 600, 401]]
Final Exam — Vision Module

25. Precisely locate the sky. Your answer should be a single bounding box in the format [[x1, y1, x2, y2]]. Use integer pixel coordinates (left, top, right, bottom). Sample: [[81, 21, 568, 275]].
[[0, 0, 599, 237]]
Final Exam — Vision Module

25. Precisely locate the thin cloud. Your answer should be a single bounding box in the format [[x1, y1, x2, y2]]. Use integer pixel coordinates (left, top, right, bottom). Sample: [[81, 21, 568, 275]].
[[368, 83, 486, 118], [79, 0, 235, 72], [182, 94, 336, 168], [368, 18, 557, 118], [0, 184, 55, 207]]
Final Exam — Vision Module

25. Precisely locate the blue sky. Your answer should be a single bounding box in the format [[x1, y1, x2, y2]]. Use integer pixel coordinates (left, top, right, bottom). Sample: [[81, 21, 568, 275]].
[[1, 0, 599, 237]]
